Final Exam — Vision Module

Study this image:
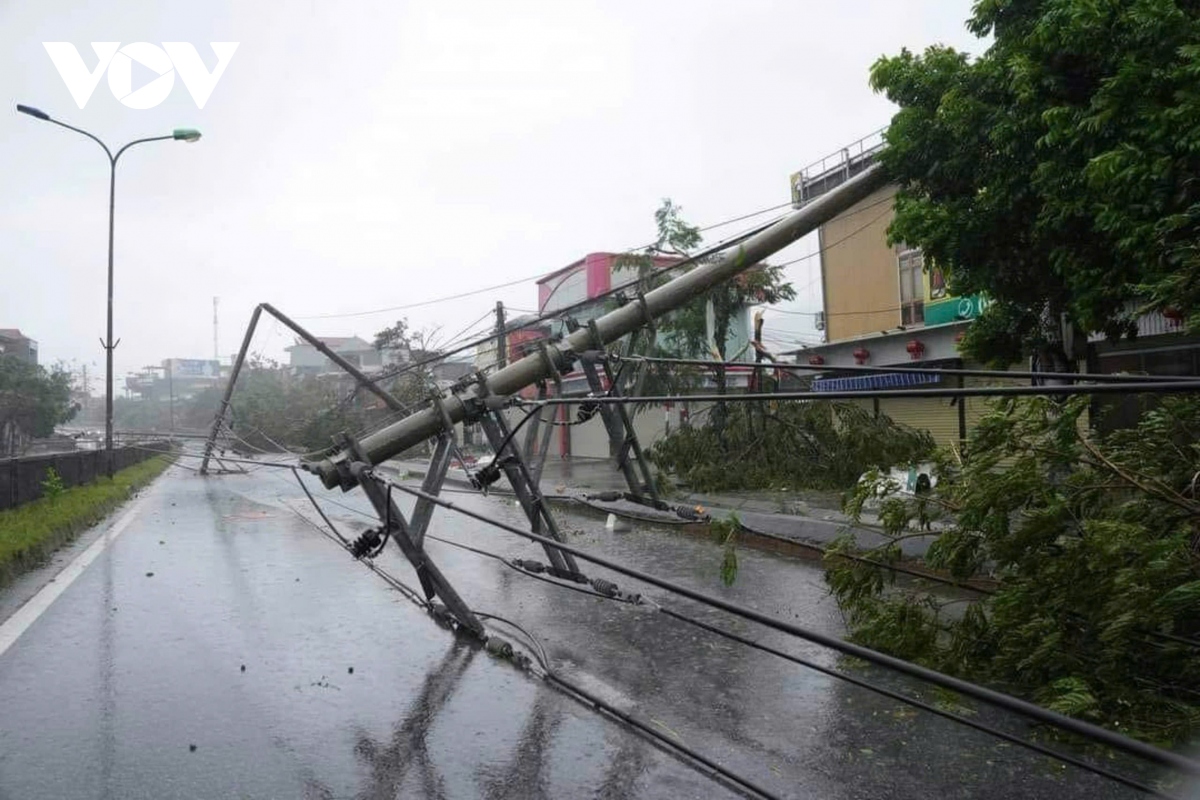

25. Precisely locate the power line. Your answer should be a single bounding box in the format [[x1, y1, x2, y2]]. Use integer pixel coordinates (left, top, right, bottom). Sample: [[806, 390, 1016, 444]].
[[514, 380, 1200, 406], [375, 474, 1200, 777], [294, 200, 797, 322], [329, 215, 784, 394], [610, 354, 1196, 384], [461, 530, 1169, 795], [279, 460, 1190, 793], [296, 273, 544, 321], [318, 193, 900, 405], [279, 471, 781, 799]]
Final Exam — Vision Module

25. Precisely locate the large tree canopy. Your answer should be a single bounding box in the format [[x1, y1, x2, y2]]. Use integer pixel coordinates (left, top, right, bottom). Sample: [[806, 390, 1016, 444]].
[[872, 0, 1200, 364]]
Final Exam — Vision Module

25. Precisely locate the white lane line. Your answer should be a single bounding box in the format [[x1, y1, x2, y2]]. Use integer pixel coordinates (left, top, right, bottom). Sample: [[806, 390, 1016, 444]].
[[0, 489, 153, 659]]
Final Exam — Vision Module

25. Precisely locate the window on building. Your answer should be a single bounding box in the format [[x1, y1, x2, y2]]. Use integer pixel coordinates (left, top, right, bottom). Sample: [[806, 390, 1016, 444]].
[[898, 248, 925, 326]]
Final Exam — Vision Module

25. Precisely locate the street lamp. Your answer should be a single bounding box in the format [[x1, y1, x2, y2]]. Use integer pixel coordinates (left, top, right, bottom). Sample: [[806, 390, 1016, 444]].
[[17, 103, 201, 477]]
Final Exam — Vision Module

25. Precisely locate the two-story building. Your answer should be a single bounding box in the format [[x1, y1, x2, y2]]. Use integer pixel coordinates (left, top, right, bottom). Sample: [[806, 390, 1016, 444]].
[[784, 132, 1200, 447], [783, 134, 1009, 450], [0, 329, 38, 365], [524, 251, 764, 459], [285, 336, 384, 376]]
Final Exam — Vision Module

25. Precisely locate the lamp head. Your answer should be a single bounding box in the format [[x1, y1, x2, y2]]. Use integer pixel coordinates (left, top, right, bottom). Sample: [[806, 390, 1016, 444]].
[[16, 104, 51, 121], [173, 128, 202, 143]]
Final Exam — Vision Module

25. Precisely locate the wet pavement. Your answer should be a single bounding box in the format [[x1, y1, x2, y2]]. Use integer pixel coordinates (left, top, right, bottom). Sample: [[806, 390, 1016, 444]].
[[0, 457, 1190, 799]]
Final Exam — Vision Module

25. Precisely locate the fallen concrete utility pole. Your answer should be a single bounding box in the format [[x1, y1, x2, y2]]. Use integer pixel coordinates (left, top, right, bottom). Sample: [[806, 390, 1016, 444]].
[[309, 163, 888, 490]]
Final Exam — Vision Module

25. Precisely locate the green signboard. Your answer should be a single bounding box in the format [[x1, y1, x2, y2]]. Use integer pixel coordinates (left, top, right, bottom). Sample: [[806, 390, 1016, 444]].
[[925, 294, 988, 326]]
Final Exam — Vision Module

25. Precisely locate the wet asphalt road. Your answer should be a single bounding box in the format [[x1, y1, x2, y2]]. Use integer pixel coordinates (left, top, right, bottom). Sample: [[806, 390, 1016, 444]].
[[0, 458, 1187, 799]]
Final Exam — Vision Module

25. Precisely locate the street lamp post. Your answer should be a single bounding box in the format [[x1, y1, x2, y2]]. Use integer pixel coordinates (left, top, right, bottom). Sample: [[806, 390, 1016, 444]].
[[17, 103, 200, 477]]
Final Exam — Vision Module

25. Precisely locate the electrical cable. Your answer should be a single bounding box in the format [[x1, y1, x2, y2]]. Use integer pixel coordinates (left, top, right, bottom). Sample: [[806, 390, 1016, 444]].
[[331, 214, 786, 394], [473, 611, 551, 673], [279, 473, 778, 799], [414, 526, 1171, 797], [373, 474, 1200, 776], [612, 354, 1196, 385], [514, 380, 1200, 407], [279, 461, 1187, 795], [773, 203, 893, 269], [294, 199, 798, 322], [291, 467, 349, 546], [280, 456, 1199, 790], [127, 446, 298, 470], [317, 194, 897, 418], [296, 274, 548, 321], [653, 606, 1176, 799], [542, 670, 778, 799]]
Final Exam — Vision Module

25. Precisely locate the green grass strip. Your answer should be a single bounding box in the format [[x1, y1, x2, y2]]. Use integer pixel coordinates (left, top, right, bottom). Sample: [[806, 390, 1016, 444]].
[[0, 454, 175, 588]]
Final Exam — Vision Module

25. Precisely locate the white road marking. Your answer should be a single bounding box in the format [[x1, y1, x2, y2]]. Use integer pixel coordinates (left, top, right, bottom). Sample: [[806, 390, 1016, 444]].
[[0, 489, 153, 659]]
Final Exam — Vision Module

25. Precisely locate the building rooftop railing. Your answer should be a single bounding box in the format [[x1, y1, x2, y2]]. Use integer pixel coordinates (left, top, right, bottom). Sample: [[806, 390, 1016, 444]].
[[791, 128, 887, 207]]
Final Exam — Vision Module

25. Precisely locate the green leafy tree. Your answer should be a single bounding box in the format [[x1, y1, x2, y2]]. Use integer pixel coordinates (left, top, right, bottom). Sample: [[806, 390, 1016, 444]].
[[650, 401, 934, 493], [373, 318, 410, 354], [871, 0, 1200, 365], [0, 356, 77, 443], [615, 199, 796, 429], [180, 357, 373, 454], [828, 395, 1200, 743]]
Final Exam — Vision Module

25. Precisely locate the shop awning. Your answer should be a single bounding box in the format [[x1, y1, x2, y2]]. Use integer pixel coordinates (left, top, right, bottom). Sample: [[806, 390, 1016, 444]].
[[812, 371, 943, 392]]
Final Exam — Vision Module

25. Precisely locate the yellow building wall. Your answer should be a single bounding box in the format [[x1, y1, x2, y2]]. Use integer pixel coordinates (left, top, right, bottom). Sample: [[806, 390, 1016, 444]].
[[821, 185, 900, 342]]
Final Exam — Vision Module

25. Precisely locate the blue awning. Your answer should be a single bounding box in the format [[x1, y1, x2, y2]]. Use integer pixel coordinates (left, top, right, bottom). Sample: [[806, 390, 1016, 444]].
[[812, 371, 942, 392]]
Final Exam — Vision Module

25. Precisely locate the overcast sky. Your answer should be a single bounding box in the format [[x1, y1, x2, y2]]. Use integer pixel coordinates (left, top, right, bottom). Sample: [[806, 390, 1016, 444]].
[[1, 0, 982, 392]]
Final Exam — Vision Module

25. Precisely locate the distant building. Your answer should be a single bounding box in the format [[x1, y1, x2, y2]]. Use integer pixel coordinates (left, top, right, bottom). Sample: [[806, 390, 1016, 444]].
[[125, 359, 222, 402], [285, 336, 383, 376], [0, 329, 38, 365], [430, 359, 474, 390]]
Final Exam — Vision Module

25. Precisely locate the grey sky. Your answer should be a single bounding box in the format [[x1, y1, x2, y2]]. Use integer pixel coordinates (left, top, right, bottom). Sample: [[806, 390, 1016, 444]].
[[1, 0, 981, 390]]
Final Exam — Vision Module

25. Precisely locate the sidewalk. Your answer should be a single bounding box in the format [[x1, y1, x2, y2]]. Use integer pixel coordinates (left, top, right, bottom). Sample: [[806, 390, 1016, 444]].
[[383, 455, 940, 559]]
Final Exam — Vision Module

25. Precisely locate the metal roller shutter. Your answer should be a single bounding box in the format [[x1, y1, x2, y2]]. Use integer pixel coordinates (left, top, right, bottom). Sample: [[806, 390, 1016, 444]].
[[876, 395, 963, 450]]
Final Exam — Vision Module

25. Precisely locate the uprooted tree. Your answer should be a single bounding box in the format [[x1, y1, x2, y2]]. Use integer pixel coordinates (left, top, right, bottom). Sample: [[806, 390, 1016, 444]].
[[649, 401, 935, 493]]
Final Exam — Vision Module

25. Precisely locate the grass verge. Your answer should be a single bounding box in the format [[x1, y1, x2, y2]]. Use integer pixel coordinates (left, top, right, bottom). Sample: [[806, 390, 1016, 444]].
[[0, 454, 175, 589]]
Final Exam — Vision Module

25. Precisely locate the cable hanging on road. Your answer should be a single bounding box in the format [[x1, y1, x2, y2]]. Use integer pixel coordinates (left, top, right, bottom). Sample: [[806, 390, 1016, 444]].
[[281, 466, 778, 800], [372, 473, 1200, 779], [278, 430, 1192, 797], [423, 522, 1176, 798], [286, 466, 1181, 797]]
